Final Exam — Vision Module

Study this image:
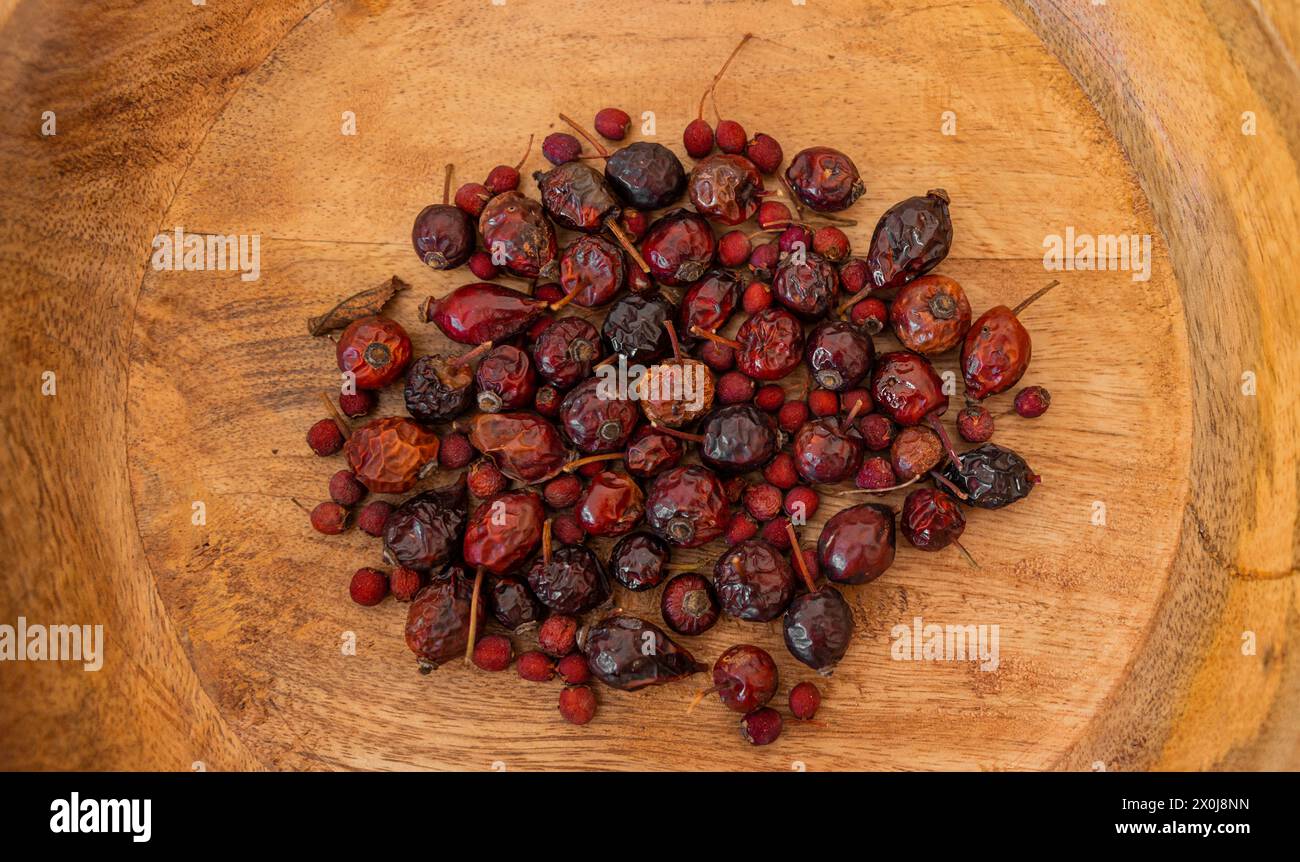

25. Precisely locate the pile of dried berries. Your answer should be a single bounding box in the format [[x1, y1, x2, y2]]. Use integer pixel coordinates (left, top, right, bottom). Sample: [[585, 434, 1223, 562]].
[[300, 34, 1052, 745]]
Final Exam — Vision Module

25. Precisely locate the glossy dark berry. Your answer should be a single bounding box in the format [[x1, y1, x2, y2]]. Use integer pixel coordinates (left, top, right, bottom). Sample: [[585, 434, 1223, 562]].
[[475, 345, 536, 413], [528, 544, 610, 614], [645, 465, 730, 548], [735, 307, 804, 381], [412, 204, 474, 270], [382, 490, 466, 572], [748, 243, 780, 283], [739, 707, 782, 745], [605, 141, 687, 210], [336, 316, 414, 390], [426, 282, 546, 345], [559, 234, 626, 308], [464, 412, 568, 485], [866, 189, 952, 293], [688, 153, 764, 225], [532, 316, 600, 390], [624, 425, 685, 479], [871, 351, 949, 426], [714, 539, 796, 622], [660, 572, 720, 636], [785, 147, 865, 212], [608, 531, 671, 591], [560, 378, 639, 454], [757, 200, 793, 230], [489, 575, 546, 633], [855, 456, 897, 490], [679, 269, 742, 344], [602, 291, 676, 364], [805, 320, 874, 392], [700, 404, 780, 474], [349, 567, 388, 606], [534, 161, 621, 232], [575, 471, 645, 537], [839, 258, 870, 294], [818, 503, 895, 584], [773, 252, 839, 319], [404, 567, 483, 670], [793, 414, 863, 484], [581, 614, 704, 691], [404, 353, 475, 424], [478, 192, 560, 279], [640, 208, 715, 286], [891, 274, 971, 355], [939, 443, 1040, 509], [712, 644, 778, 712], [783, 585, 854, 673]]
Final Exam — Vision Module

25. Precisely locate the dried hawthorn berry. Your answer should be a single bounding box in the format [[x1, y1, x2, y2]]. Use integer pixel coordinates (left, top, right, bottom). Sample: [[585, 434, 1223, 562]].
[[725, 511, 760, 545], [645, 465, 730, 547], [538, 614, 579, 657], [785, 147, 865, 212], [472, 634, 514, 671], [559, 685, 597, 725], [467, 459, 508, 499], [746, 133, 783, 174], [467, 251, 498, 280], [713, 644, 778, 712], [818, 503, 895, 584], [581, 613, 704, 690], [723, 475, 747, 503], [900, 487, 966, 551], [338, 389, 375, 418], [957, 404, 994, 442], [773, 252, 839, 319], [779, 224, 812, 255], [757, 200, 793, 230], [535, 385, 562, 417], [543, 474, 583, 508], [851, 297, 889, 334], [336, 316, 413, 389], [777, 401, 810, 435], [329, 470, 366, 506], [485, 162, 522, 195], [478, 193, 560, 279], [760, 516, 792, 550], [594, 107, 632, 140], [698, 338, 735, 372], [715, 119, 747, 154], [390, 566, 423, 602], [454, 182, 492, 218], [556, 652, 591, 685], [763, 452, 799, 489], [311, 501, 349, 535], [641, 208, 715, 286], [717, 371, 755, 405], [412, 203, 475, 270], [744, 482, 783, 522], [688, 153, 764, 225], [489, 575, 545, 633], [748, 243, 780, 283], [890, 425, 943, 482], [789, 681, 821, 720], [784, 486, 819, 520], [812, 226, 850, 262], [683, 118, 714, 158], [552, 512, 585, 544], [842, 388, 872, 416], [858, 413, 897, 450], [620, 208, 649, 240], [438, 431, 475, 469], [605, 141, 687, 210], [740, 707, 782, 745], [742, 280, 773, 314], [608, 531, 671, 591], [754, 384, 785, 413], [864, 189, 952, 294], [308, 419, 345, 456], [855, 456, 897, 490], [718, 230, 752, 266], [714, 539, 796, 622], [517, 650, 556, 682], [344, 417, 440, 494], [357, 500, 392, 537], [602, 291, 676, 364], [382, 489, 466, 572], [939, 443, 1039, 509], [349, 568, 388, 606], [543, 132, 582, 166], [808, 389, 839, 417], [660, 572, 720, 636], [839, 258, 870, 294], [1014, 385, 1052, 418]]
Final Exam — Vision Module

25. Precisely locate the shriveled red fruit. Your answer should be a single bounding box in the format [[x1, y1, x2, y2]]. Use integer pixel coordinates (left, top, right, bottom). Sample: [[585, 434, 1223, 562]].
[[683, 118, 714, 158], [1014, 385, 1052, 418], [698, 338, 735, 372], [345, 417, 440, 494], [757, 200, 793, 230], [713, 644, 778, 713], [426, 283, 546, 344], [748, 242, 780, 282], [472, 634, 514, 671], [812, 226, 851, 262], [311, 501, 349, 535], [307, 419, 344, 456], [620, 209, 649, 241], [467, 459, 507, 499], [891, 426, 943, 483], [808, 389, 839, 418], [746, 133, 783, 174], [763, 452, 799, 490], [723, 476, 747, 503], [438, 431, 475, 469], [337, 315, 413, 390], [742, 281, 772, 315], [454, 182, 492, 218], [718, 230, 752, 266], [594, 107, 632, 140], [517, 650, 556, 682], [329, 470, 365, 506], [349, 568, 388, 606], [640, 208, 716, 286], [542, 132, 582, 166], [717, 371, 756, 405], [891, 274, 971, 355], [754, 384, 785, 413], [841, 388, 872, 416], [645, 465, 730, 548], [957, 404, 994, 442], [534, 283, 565, 304], [552, 513, 585, 544], [778, 401, 810, 434], [556, 652, 591, 685], [760, 517, 792, 550], [789, 681, 821, 720], [743, 482, 783, 522], [778, 224, 812, 255], [872, 350, 949, 426], [689, 153, 764, 224], [733, 307, 804, 381], [785, 147, 864, 212], [390, 566, 423, 602], [538, 614, 579, 658], [839, 258, 870, 294], [558, 685, 597, 725], [467, 251, 498, 280], [543, 474, 583, 508], [575, 471, 645, 537], [855, 456, 897, 490], [725, 511, 760, 545], [338, 390, 375, 418], [660, 572, 720, 635], [740, 707, 783, 745], [818, 502, 896, 584], [858, 413, 897, 450], [851, 296, 889, 334], [357, 500, 392, 537], [714, 119, 747, 154], [715, 538, 795, 622], [784, 486, 819, 520]]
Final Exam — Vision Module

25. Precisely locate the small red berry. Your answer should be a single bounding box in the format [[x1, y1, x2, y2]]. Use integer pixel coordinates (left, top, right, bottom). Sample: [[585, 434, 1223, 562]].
[[349, 567, 388, 606], [558, 684, 597, 725], [535, 385, 562, 417], [577, 460, 604, 478], [542, 132, 582, 166], [718, 230, 752, 267], [840, 388, 872, 416], [714, 119, 747, 154], [1014, 385, 1052, 418], [777, 400, 810, 434], [740, 707, 782, 745], [756, 200, 792, 230], [356, 500, 392, 537], [778, 224, 811, 255], [839, 258, 870, 294], [517, 650, 556, 682], [698, 339, 735, 372], [472, 634, 514, 671], [745, 133, 783, 174], [307, 418, 344, 456], [812, 226, 850, 262], [957, 405, 995, 442], [620, 209, 649, 241], [454, 182, 492, 218], [855, 456, 897, 490], [763, 452, 799, 490], [389, 566, 423, 602], [743, 482, 783, 522], [328, 469, 366, 506], [789, 681, 821, 720], [310, 501, 349, 535], [556, 652, 591, 685], [338, 389, 375, 418], [537, 614, 579, 658], [438, 431, 475, 469], [850, 297, 888, 334], [594, 107, 632, 141], [484, 164, 520, 195], [467, 459, 507, 499], [534, 282, 565, 304], [725, 511, 760, 545], [808, 389, 839, 417], [784, 486, 819, 521], [717, 371, 756, 405], [742, 280, 773, 314], [760, 517, 792, 550], [467, 251, 499, 280], [543, 474, 583, 508], [683, 118, 714, 158], [552, 513, 585, 544], [625, 267, 655, 294], [754, 384, 785, 413], [527, 316, 553, 342], [858, 413, 897, 450], [748, 242, 780, 282]]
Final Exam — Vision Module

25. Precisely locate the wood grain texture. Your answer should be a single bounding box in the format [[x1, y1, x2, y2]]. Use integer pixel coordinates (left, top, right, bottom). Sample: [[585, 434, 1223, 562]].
[[0, 0, 1295, 771]]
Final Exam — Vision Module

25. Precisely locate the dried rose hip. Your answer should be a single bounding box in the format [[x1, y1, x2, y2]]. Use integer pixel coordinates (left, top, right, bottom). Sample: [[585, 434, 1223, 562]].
[[559, 378, 639, 454], [535, 161, 621, 232], [558, 234, 626, 308], [476, 345, 536, 413], [805, 320, 875, 391], [405, 566, 484, 671], [784, 585, 854, 674], [715, 539, 796, 622], [734, 307, 804, 381], [712, 644, 778, 713], [478, 191, 559, 279], [602, 291, 675, 364], [939, 443, 1039, 509], [961, 307, 1033, 400], [464, 412, 569, 485], [890, 425, 943, 482], [412, 203, 474, 269], [700, 404, 779, 474], [575, 470, 645, 537], [956, 404, 994, 442], [463, 490, 546, 575], [864, 189, 952, 294], [900, 487, 966, 551], [425, 283, 545, 345], [336, 316, 413, 389], [581, 613, 704, 691], [773, 252, 839, 319], [382, 489, 467, 572], [793, 415, 863, 484], [645, 465, 730, 547], [624, 425, 684, 478], [817, 503, 896, 585], [688, 153, 764, 225], [640, 208, 715, 286], [660, 572, 720, 636], [531, 316, 600, 390], [605, 141, 687, 210], [785, 147, 865, 212], [405, 351, 477, 424], [871, 350, 949, 426], [528, 544, 609, 615], [609, 531, 671, 591], [678, 270, 742, 345], [890, 274, 971, 355], [489, 574, 546, 633], [345, 417, 440, 494]]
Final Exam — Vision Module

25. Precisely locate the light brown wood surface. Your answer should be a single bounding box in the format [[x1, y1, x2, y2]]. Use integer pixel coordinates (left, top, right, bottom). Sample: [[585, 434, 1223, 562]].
[[0, 0, 1295, 771]]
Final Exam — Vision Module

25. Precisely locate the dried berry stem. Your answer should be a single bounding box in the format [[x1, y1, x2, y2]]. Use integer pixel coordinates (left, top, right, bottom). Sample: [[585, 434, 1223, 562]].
[[953, 539, 980, 569], [318, 392, 352, 439], [844, 397, 866, 426], [663, 320, 683, 360], [686, 684, 725, 714], [930, 470, 968, 500], [290, 497, 311, 514], [926, 414, 961, 465], [512, 134, 535, 171], [689, 324, 741, 350], [649, 422, 705, 444], [605, 216, 652, 273], [785, 522, 818, 593], [698, 33, 754, 120], [1012, 280, 1060, 316], [837, 283, 875, 317], [778, 174, 806, 221], [448, 341, 493, 368], [442, 163, 453, 205], [563, 452, 624, 473], [548, 286, 581, 313], [465, 565, 485, 666], [558, 113, 609, 158], [543, 518, 553, 566], [840, 474, 923, 495]]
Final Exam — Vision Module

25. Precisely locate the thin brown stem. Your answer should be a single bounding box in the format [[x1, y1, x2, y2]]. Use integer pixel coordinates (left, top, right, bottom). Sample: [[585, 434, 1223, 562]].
[[448, 341, 493, 368], [558, 113, 609, 158], [319, 392, 351, 439], [953, 539, 980, 569], [1012, 280, 1060, 316], [512, 134, 534, 170], [605, 216, 651, 273], [779, 174, 806, 221], [465, 566, 485, 665], [563, 452, 624, 473], [548, 286, 581, 313], [697, 33, 754, 120], [785, 522, 817, 593], [837, 284, 875, 317], [689, 324, 741, 350], [663, 320, 683, 361], [650, 423, 705, 444], [841, 474, 923, 495], [543, 518, 553, 566], [844, 397, 866, 426], [442, 163, 453, 205], [930, 470, 968, 500]]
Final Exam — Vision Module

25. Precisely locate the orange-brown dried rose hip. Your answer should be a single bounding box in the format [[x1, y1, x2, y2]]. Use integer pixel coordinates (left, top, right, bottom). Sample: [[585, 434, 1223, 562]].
[[344, 417, 439, 494]]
